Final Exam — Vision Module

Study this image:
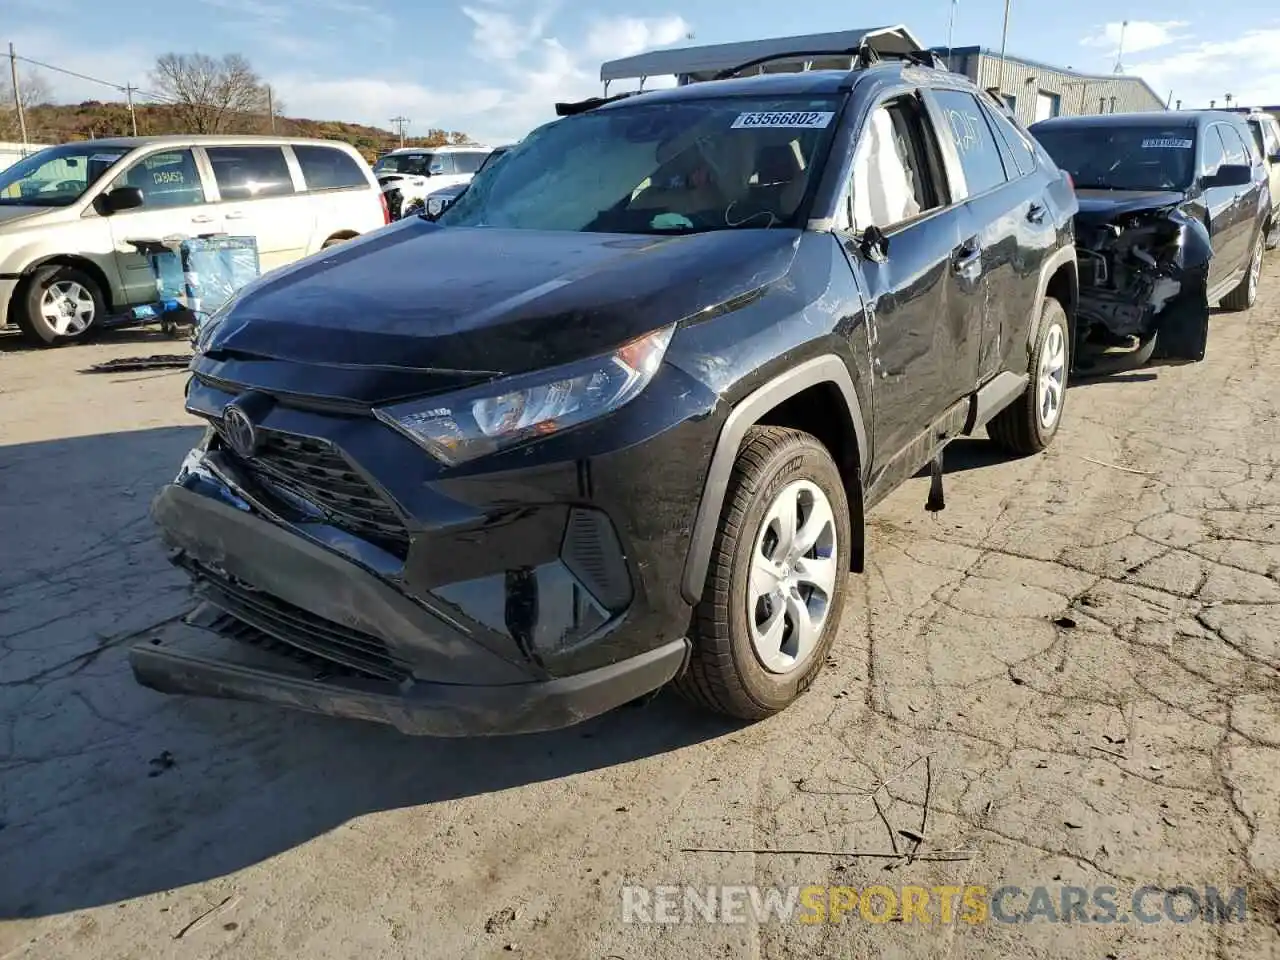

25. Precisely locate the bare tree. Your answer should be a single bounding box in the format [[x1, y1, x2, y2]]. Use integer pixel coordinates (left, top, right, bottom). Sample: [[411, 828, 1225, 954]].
[[1, 68, 53, 138], [149, 53, 270, 133]]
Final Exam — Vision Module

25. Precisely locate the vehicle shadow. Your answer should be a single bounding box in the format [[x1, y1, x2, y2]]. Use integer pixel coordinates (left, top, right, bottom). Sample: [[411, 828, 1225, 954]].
[[0, 325, 185, 354], [0, 425, 735, 920]]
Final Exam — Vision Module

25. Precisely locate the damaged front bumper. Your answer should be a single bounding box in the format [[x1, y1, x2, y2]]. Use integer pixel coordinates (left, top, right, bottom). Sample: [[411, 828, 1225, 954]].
[[134, 477, 690, 737], [1075, 209, 1210, 363]]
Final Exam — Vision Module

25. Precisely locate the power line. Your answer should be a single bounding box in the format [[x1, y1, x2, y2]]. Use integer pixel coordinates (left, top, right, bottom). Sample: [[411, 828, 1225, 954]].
[[12, 52, 129, 93]]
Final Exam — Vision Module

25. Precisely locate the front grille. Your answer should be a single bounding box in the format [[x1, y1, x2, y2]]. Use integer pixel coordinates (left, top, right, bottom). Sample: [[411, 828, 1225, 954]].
[[214, 425, 410, 557], [189, 561, 411, 682]]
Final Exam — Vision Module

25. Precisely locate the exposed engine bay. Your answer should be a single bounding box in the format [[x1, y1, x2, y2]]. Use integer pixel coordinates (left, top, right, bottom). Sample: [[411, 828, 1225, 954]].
[[1075, 206, 1210, 364]]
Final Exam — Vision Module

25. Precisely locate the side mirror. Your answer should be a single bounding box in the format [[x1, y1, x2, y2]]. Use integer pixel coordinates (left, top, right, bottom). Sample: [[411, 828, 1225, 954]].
[[1269, 150, 1280, 165], [1203, 163, 1251, 189], [95, 186, 144, 215], [859, 224, 889, 262]]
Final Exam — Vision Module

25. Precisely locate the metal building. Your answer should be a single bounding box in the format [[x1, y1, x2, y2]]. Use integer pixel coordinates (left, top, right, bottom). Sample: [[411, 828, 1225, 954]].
[[938, 47, 1167, 126]]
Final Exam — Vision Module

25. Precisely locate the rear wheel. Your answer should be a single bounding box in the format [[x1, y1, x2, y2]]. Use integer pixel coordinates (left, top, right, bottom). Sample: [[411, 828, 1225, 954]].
[[1221, 233, 1263, 312], [987, 296, 1069, 455], [15, 264, 105, 346], [676, 426, 852, 720]]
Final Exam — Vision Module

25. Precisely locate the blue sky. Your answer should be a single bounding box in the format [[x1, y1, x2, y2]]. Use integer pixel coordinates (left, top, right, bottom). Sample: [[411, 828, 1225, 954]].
[[7, 0, 1280, 144]]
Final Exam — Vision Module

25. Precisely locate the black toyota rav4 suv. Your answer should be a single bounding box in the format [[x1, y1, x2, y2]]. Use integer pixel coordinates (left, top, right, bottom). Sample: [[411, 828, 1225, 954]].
[[134, 53, 1080, 736]]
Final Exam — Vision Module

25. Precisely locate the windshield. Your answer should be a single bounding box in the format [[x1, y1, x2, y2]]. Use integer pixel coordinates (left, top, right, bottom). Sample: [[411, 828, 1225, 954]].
[[374, 153, 435, 175], [0, 143, 130, 206], [1032, 124, 1196, 191], [438, 94, 843, 234]]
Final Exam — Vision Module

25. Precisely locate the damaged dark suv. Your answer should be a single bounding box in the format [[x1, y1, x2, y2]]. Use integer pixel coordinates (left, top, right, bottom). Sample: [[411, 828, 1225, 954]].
[[133, 46, 1079, 736], [1032, 111, 1270, 365]]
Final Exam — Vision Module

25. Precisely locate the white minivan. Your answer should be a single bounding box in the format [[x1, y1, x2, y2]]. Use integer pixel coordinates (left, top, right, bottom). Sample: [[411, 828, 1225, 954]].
[[0, 135, 390, 345]]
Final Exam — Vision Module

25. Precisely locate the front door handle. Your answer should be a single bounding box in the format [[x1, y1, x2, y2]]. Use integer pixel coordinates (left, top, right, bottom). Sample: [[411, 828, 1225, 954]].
[[1027, 202, 1046, 224], [190, 214, 215, 223], [952, 239, 982, 275]]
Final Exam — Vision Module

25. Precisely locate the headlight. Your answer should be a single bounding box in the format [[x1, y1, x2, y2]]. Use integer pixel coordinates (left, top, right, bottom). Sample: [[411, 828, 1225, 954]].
[[374, 324, 675, 465], [194, 293, 238, 352], [427, 197, 445, 216]]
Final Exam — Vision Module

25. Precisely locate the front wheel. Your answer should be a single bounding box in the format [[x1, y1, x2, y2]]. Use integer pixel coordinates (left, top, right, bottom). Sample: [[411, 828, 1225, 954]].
[[676, 426, 853, 721], [15, 264, 105, 346], [987, 296, 1069, 455]]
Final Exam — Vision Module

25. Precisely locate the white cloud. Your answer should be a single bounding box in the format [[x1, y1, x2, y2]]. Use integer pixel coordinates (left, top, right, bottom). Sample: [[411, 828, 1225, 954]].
[[585, 15, 692, 59], [1129, 28, 1280, 108], [7, 28, 151, 101], [275, 5, 693, 143], [1081, 20, 1189, 55], [10, 4, 693, 144]]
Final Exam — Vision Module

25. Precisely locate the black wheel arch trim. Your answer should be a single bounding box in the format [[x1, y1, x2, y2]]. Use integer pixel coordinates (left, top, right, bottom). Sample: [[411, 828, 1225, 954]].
[[1029, 244, 1078, 354], [679, 354, 867, 605], [14, 255, 114, 311]]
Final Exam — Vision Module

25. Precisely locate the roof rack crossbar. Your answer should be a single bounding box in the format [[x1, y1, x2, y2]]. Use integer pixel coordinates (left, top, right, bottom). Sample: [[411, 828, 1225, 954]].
[[554, 91, 643, 117]]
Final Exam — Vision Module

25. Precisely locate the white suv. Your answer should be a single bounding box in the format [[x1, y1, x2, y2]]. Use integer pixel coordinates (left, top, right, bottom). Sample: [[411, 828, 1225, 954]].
[[1245, 110, 1280, 249], [372, 145, 493, 214], [0, 135, 390, 345]]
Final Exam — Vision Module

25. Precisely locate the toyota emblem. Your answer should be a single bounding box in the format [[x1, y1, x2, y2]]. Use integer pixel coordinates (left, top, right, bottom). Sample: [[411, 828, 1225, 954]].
[[221, 403, 258, 458]]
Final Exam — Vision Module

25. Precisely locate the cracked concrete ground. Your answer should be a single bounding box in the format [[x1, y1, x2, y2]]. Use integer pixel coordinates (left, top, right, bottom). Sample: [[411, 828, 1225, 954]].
[[2, 271, 1280, 960]]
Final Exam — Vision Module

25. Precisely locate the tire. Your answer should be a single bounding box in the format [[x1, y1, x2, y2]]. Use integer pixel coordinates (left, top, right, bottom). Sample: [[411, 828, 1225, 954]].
[[675, 426, 853, 720], [321, 235, 351, 249], [15, 264, 105, 346], [987, 296, 1069, 455], [1220, 232, 1263, 312]]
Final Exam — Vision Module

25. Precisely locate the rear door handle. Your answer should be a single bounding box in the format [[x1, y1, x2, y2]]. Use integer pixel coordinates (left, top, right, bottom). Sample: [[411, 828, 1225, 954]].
[[1027, 202, 1046, 224], [952, 238, 982, 274], [225, 211, 247, 220]]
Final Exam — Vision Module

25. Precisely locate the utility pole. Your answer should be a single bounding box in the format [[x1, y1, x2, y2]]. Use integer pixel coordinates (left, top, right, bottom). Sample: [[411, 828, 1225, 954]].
[[945, 0, 957, 68], [125, 84, 138, 135], [8, 43, 29, 151], [267, 85, 276, 132], [390, 115, 409, 148], [1114, 20, 1128, 73], [997, 0, 1012, 103]]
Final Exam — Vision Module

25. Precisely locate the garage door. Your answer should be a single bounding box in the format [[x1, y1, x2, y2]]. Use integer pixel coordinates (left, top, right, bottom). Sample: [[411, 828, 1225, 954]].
[[1035, 91, 1061, 122]]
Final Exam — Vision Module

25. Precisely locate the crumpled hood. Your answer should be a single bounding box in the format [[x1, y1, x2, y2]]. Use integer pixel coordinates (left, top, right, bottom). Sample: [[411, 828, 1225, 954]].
[[1074, 189, 1186, 224], [203, 219, 801, 378]]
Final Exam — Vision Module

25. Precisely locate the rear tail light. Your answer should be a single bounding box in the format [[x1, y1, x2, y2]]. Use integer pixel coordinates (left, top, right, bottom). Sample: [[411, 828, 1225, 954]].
[[379, 192, 391, 224], [1064, 171, 1075, 191]]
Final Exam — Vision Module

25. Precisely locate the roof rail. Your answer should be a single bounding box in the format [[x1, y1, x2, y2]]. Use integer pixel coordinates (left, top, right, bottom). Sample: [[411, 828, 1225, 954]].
[[599, 25, 926, 87]]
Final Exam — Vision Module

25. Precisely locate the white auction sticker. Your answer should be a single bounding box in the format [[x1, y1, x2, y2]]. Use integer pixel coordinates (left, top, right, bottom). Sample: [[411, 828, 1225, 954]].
[[1141, 138, 1193, 149], [732, 111, 834, 129]]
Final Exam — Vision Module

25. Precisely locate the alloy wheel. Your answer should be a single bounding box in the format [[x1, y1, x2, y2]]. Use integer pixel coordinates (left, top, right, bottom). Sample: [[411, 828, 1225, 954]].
[[747, 479, 838, 675]]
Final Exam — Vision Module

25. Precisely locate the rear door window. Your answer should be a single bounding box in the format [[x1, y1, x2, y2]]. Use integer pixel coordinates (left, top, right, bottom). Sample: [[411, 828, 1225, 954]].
[[206, 146, 296, 200], [982, 103, 1037, 177], [931, 88, 1010, 196], [113, 149, 206, 208], [294, 145, 369, 190]]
